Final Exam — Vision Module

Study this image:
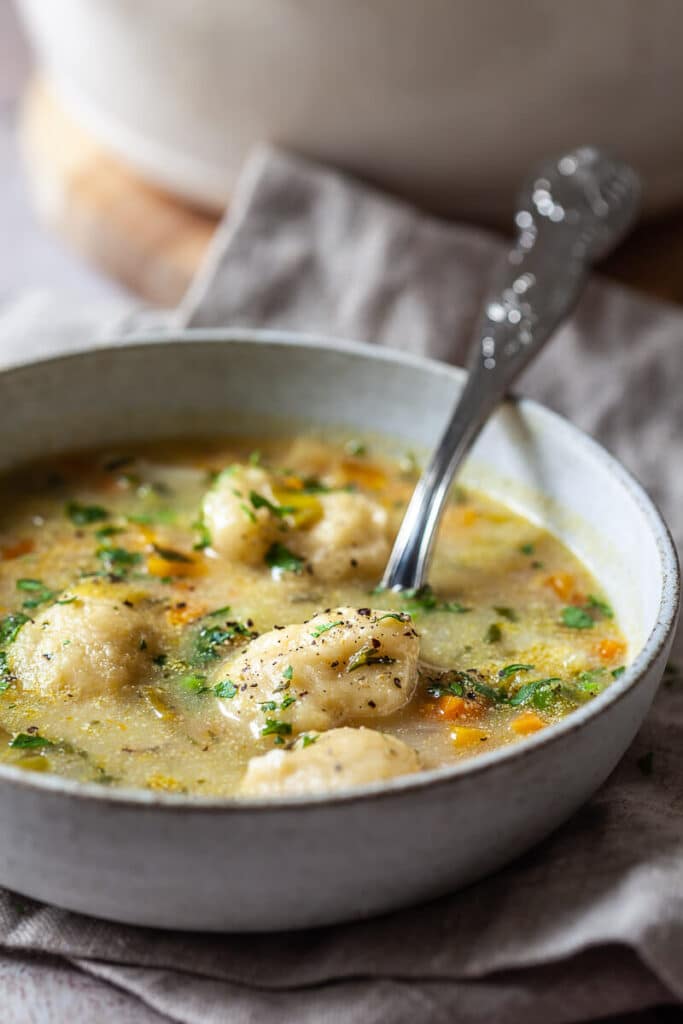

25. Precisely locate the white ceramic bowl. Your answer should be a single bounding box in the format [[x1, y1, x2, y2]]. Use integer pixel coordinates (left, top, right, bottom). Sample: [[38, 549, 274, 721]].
[[16, 0, 683, 222], [0, 331, 678, 930]]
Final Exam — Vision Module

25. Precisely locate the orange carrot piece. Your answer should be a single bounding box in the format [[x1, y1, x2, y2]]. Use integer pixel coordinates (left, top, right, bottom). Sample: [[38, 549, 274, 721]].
[[1, 538, 35, 560], [593, 638, 627, 662], [511, 711, 546, 735]]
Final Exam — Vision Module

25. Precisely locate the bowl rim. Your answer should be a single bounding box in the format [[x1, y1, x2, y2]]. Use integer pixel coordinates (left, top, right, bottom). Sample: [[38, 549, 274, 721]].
[[0, 327, 679, 812]]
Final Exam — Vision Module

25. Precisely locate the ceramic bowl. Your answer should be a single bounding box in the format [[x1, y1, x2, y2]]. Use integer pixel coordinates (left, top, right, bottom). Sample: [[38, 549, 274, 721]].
[[16, 0, 683, 222], [0, 330, 678, 930]]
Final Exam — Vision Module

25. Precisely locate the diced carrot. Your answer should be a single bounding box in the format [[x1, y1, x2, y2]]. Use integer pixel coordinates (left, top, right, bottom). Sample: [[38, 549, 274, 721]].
[[593, 638, 627, 662], [420, 695, 480, 721], [545, 572, 583, 603], [510, 711, 546, 735], [147, 553, 206, 578], [1, 538, 35, 560], [450, 726, 489, 748], [339, 459, 386, 490], [166, 603, 208, 626]]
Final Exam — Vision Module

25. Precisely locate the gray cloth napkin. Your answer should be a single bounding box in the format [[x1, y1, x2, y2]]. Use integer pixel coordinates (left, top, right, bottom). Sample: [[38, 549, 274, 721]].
[[0, 146, 681, 1024]]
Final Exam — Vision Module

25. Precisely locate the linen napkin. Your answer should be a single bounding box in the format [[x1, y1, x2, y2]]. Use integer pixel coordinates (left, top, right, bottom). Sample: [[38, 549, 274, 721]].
[[0, 146, 681, 1024]]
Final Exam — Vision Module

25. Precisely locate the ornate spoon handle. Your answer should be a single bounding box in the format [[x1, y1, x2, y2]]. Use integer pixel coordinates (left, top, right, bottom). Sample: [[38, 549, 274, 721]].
[[381, 146, 640, 592]]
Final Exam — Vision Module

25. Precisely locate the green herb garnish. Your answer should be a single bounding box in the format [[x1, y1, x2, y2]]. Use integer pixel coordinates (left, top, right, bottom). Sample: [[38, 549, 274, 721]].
[[576, 669, 609, 696], [398, 585, 470, 614], [152, 544, 193, 564], [194, 620, 256, 662], [96, 546, 142, 570], [95, 525, 123, 540], [376, 612, 411, 624], [249, 491, 295, 518], [192, 518, 212, 550], [302, 734, 317, 748], [612, 665, 626, 679], [561, 606, 594, 629], [509, 678, 562, 709], [484, 623, 502, 643], [347, 646, 397, 672], [16, 578, 55, 609], [0, 612, 29, 645], [265, 543, 304, 574], [493, 606, 518, 622], [178, 674, 209, 693], [310, 620, 344, 638], [587, 595, 614, 618], [66, 501, 109, 525], [214, 679, 238, 699], [498, 663, 535, 679], [283, 665, 294, 681], [9, 732, 53, 750], [261, 719, 293, 738]]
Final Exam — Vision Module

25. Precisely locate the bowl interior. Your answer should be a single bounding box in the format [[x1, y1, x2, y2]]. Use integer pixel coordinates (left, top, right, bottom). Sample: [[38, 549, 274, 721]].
[[1, 331, 675, 671]]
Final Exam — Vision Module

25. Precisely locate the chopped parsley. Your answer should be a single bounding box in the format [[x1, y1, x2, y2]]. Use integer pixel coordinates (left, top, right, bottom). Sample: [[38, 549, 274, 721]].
[[301, 734, 317, 748], [484, 623, 503, 644], [65, 501, 109, 525], [261, 719, 293, 738], [96, 546, 142, 570], [576, 669, 609, 696], [561, 606, 595, 629], [347, 646, 397, 672], [426, 680, 464, 699], [509, 677, 561, 709], [499, 663, 535, 679], [9, 732, 54, 749], [194, 620, 256, 662], [178, 674, 209, 693], [151, 544, 193, 563], [214, 679, 238, 699], [16, 578, 55, 609], [282, 665, 294, 682], [310, 620, 344, 638], [376, 612, 411, 624], [493, 606, 517, 622], [0, 651, 12, 693], [393, 585, 470, 614], [192, 518, 212, 551], [0, 612, 29, 646], [249, 491, 294, 518], [265, 543, 304, 574], [612, 665, 626, 679], [519, 543, 535, 555], [95, 525, 123, 540], [587, 595, 614, 618]]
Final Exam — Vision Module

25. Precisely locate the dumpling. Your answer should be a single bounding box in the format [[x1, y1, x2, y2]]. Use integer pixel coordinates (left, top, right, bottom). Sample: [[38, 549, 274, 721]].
[[9, 586, 161, 699], [201, 465, 282, 563], [200, 461, 390, 579], [240, 727, 421, 796], [212, 606, 420, 735], [293, 491, 390, 579]]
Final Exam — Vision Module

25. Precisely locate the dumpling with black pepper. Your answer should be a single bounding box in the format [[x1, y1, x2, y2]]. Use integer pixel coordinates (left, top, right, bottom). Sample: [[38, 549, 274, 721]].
[[212, 607, 420, 736], [239, 726, 421, 797]]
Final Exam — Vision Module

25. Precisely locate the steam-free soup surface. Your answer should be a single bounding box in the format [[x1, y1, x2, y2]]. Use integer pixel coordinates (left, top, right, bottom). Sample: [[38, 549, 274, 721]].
[[0, 435, 626, 797]]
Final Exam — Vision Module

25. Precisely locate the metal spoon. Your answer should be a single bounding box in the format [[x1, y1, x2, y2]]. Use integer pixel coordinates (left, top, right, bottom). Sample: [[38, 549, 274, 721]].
[[381, 146, 641, 593]]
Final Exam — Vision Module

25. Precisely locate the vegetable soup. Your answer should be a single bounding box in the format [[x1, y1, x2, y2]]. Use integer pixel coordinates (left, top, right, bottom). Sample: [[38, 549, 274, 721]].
[[0, 435, 626, 797]]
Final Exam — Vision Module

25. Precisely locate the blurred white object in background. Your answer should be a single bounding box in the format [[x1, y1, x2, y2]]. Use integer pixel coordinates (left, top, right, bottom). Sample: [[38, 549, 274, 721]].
[[15, 0, 683, 224]]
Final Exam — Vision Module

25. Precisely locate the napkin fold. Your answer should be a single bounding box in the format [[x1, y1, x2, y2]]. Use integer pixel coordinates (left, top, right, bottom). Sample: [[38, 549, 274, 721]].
[[0, 146, 681, 1023]]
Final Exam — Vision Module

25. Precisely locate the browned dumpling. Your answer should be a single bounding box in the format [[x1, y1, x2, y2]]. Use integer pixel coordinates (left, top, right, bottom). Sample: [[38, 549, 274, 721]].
[[213, 607, 420, 735], [240, 726, 421, 797]]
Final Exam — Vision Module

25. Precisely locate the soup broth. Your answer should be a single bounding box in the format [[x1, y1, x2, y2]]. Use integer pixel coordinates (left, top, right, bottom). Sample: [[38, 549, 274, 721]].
[[0, 435, 626, 797]]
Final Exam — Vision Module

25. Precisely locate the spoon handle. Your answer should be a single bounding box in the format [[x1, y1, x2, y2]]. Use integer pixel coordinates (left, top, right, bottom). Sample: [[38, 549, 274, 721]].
[[381, 146, 640, 592]]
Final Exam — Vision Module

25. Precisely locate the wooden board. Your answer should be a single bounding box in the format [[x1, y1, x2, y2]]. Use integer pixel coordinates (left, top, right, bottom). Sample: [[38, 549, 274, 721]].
[[18, 76, 683, 308]]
